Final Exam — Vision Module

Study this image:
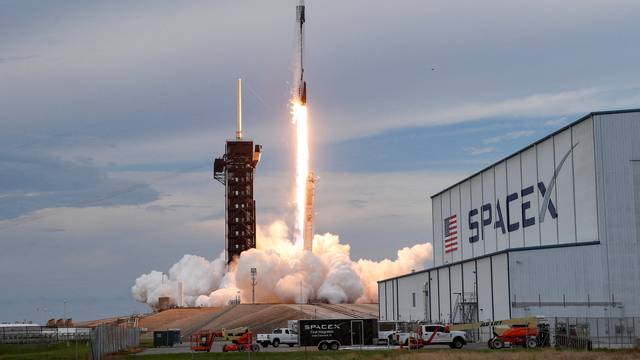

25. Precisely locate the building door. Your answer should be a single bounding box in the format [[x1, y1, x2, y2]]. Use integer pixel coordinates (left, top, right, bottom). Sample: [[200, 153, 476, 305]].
[[351, 320, 364, 346]]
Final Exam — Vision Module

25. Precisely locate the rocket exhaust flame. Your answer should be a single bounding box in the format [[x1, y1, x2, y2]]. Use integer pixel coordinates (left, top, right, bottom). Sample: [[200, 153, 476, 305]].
[[292, 102, 309, 247]]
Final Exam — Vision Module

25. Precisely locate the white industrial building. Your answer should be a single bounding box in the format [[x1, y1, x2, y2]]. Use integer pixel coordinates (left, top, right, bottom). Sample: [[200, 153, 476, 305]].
[[378, 109, 640, 325]]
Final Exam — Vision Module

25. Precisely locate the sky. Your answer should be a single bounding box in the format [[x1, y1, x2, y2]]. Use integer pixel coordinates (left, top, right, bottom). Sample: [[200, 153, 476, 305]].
[[1, 0, 640, 322]]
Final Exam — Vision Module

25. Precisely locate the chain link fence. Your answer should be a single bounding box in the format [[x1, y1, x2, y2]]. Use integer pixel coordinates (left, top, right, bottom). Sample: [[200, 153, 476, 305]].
[[0, 326, 91, 344], [380, 316, 640, 350], [551, 317, 640, 349]]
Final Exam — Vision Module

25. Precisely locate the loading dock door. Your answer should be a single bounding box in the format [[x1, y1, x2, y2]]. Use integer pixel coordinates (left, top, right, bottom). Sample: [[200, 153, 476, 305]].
[[351, 320, 363, 346]]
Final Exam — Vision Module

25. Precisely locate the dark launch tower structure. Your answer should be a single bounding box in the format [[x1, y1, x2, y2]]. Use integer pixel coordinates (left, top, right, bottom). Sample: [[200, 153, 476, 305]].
[[214, 79, 261, 264]]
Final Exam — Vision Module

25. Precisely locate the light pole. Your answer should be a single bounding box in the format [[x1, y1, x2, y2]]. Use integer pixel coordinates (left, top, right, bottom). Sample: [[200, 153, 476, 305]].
[[299, 281, 303, 315], [36, 307, 48, 326], [63, 299, 68, 345], [250, 268, 257, 304]]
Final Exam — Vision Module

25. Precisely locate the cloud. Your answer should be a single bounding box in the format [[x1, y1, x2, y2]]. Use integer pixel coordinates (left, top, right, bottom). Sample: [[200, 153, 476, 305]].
[[0, 55, 38, 63], [464, 146, 497, 156], [0, 152, 159, 220], [483, 130, 536, 144], [544, 116, 569, 127], [324, 86, 640, 143]]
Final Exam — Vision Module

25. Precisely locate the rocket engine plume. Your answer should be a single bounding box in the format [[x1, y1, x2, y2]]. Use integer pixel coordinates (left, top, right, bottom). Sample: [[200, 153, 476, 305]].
[[292, 102, 309, 247]]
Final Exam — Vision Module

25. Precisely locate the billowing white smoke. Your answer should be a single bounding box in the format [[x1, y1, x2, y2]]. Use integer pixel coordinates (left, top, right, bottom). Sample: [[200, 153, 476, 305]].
[[132, 253, 226, 308], [132, 221, 432, 308]]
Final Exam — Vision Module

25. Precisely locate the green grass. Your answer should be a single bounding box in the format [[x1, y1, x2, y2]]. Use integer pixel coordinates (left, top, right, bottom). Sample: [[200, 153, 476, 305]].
[[140, 339, 154, 348], [128, 350, 406, 360], [0, 342, 91, 360], [2, 344, 638, 360], [124, 348, 640, 360]]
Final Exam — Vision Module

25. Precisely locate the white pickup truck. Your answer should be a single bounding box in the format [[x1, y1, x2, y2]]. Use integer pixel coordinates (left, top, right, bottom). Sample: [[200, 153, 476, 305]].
[[417, 324, 467, 349], [257, 328, 297, 348]]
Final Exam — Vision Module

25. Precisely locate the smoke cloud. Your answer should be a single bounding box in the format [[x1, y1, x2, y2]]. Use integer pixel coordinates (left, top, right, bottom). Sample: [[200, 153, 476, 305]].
[[132, 221, 432, 308]]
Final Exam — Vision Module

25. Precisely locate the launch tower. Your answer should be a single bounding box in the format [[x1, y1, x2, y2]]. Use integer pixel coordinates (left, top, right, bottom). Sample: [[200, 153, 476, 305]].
[[214, 79, 262, 264]]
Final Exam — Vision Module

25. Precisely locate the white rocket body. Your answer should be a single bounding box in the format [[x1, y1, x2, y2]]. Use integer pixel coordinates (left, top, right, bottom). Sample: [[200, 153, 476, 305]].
[[303, 173, 317, 251]]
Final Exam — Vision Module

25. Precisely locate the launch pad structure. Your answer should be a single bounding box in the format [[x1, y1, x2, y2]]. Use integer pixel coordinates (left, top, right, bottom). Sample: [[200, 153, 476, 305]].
[[214, 79, 262, 264]]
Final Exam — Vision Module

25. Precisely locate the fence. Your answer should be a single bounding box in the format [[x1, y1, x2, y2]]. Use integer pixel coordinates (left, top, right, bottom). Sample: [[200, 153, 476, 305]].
[[0, 326, 92, 344], [380, 316, 640, 350], [90, 325, 140, 360], [551, 317, 640, 349], [555, 334, 592, 350]]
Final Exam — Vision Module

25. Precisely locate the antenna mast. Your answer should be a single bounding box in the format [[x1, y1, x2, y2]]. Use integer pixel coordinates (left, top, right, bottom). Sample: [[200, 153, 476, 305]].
[[236, 78, 243, 140]]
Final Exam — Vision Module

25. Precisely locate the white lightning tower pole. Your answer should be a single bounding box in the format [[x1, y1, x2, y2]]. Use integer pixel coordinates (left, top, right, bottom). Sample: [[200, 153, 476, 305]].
[[236, 78, 243, 140], [250, 268, 257, 304]]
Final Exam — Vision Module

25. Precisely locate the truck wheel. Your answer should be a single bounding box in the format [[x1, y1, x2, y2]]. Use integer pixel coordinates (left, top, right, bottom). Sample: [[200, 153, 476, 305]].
[[261, 342, 269, 348], [288, 343, 294, 347], [526, 337, 537, 348], [492, 338, 504, 349], [252, 344, 260, 352], [318, 342, 329, 351], [272, 338, 280, 347], [330, 341, 339, 350], [451, 337, 464, 349]]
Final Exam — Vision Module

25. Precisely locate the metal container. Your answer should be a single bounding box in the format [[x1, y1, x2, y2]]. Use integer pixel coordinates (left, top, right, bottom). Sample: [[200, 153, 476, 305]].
[[153, 330, 175, 347]]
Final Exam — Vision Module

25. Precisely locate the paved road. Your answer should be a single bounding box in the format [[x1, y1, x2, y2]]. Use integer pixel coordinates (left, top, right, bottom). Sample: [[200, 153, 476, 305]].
[[138, 341, 487, 355], [137, 342, 314, 355]]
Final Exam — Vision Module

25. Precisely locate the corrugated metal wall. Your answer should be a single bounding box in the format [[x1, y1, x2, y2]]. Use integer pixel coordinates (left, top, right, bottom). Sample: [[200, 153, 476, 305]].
[[594, 112, 640, 317], [509, 244, 609, 318], [379, 253, 510, 324]]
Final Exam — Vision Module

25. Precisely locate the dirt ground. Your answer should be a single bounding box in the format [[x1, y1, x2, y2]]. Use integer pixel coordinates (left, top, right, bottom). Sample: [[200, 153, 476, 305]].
[[99, 303, 380, 339]]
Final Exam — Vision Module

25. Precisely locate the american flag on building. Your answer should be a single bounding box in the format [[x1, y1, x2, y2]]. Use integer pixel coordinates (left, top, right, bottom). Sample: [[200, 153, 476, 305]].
[[444, 214, 458, 253]]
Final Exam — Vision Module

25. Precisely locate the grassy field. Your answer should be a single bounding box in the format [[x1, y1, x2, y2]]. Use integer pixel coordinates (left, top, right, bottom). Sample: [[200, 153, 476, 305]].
[[2, 344, 640, 360], [0, 342, 91, 360], [127, 349, 640, 360]]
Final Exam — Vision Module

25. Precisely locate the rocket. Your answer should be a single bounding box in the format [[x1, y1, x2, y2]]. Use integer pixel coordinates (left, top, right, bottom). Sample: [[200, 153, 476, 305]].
[[303, 172, 317, 251], [296, 1, 307, 105]]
